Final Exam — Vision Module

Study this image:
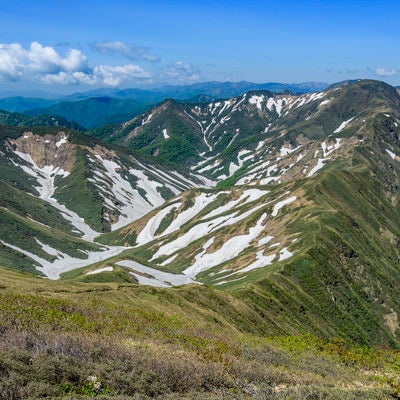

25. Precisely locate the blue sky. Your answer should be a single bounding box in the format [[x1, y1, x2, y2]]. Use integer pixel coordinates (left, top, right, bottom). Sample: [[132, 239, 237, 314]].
[[0, 0, 398, 93]]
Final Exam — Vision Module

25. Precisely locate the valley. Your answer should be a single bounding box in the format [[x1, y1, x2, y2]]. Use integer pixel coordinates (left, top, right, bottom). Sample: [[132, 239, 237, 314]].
[[1, 79, 400, 398]]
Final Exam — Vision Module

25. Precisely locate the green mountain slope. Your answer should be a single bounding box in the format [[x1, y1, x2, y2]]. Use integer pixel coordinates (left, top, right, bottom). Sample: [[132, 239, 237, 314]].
[[2, 79, 400, 348], [3, 80, 400, 399], [0, 124, 211, 277], [25, 96, 150, 129], [1, 266, 399, 399], [88, 80, 400, 346], [0, 108, 83, 130]]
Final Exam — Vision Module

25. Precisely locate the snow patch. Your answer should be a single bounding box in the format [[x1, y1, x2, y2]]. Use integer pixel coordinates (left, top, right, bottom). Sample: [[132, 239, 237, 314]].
[[87, 266, 114, 275], [307, 158, 326, 177], [279, 247, 293, 261], [249, 95, 264, 110], [334, 117, 355, 133], [386, 149, 396, 160], [239, 250, 276, 273], [183, 213, 267, 278], [272, 196, 296, 217], [151, 203, 266, 260], [162, 129, 169, 139], [136, 202, 180, 246], [55, 136, 67, 148], [0, 240, 129, 280], [117, 259, 197, 287], [13, 151, 99, 240]]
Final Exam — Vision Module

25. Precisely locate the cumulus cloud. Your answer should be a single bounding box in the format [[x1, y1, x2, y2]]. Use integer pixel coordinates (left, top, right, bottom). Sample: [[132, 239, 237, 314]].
[[164, 61, 201, 82], [0, 41, 152, 86], [375, 68, 397, 77], [93, 41, 160, 63], [93, 64, 151, 86]]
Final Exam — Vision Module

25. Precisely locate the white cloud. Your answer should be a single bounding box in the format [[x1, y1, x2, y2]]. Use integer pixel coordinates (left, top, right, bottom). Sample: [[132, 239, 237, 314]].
[[94, 64, 152, 86], [93, 41, 160, 63], [164, 61, 201, 82], [0, 41, 152, 86], [375, 68, 397, 77]]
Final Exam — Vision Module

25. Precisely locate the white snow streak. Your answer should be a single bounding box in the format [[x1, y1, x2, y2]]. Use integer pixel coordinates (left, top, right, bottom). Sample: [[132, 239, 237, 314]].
[[386, 149, 397, 160], [0, 240, 129, 280], [117, 259, 197, 287], [239, 250, 276, 273], [271, 196, 296, 217], [87, 266, 114, 275], [334, 117, 355, 133], [183, 213, 267, 278], [13, 151, 99, 240], [162, 129, 169, 139]]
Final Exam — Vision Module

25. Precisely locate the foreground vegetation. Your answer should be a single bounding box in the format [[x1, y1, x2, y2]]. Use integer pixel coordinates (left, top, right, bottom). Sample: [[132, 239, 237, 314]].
[[1, 267, 400, 399]]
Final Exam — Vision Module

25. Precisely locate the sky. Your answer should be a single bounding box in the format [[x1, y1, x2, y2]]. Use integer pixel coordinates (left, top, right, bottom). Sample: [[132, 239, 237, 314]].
[[0, 0, 398, 94]]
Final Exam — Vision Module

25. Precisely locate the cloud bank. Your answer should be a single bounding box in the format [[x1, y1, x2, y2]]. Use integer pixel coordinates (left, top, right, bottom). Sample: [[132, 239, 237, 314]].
[[0, 42, 152, 86], [375, 68, 397, 77], [164, 61, 201, 82], [93, 41, 160, 63]]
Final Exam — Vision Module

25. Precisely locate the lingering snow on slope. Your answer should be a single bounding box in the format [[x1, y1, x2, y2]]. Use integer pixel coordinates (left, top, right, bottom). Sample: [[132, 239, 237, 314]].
[[55, 136, 68, 148], [159, 254, 178, 266], [307, 139, 342, 177], [236, 160, 274, 185], [13, 151, 100, 240], [307, 158, 326, 177], [321, 138, 341, 157], [318, 99, 331, 108], [132, 157, 196, 190], [184, 110, 213, 152], [162, 192, 219, 236], [151, 203, 266, 260], [249, 94, 264, 110], [35, 239, 60, 256], [215, 276, 247, 286], [203, 189, 268, 220], [0, 240, 129, 280], [136, 202, 181, 246], [334, 117, 355, 133], [130, 169, 167, 206], [162, 129, 169, 139], [196, 158, 222, 173], [95, 156, 165, 231], [229, 162, 241, 176], [183, 213, 267, 278], [87, 266, 114, 275], [265, 97, 286, 115], [279, 247, 293, 261], [258, 236, 274, 246], [239, 250, 276, 273], [386, 149, 397, 160], [280, 145, 302, 157], [271, 196, 296, 217], [117, 260, 197, 287], [142, 113, 153, 125]]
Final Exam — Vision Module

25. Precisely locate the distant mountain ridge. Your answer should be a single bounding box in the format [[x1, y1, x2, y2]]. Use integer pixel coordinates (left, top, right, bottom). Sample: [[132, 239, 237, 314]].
[[0, 108, 83, 130], [0, 81, 329, 130], [68, 80, 330, 102], [24, 96, 149, 129]]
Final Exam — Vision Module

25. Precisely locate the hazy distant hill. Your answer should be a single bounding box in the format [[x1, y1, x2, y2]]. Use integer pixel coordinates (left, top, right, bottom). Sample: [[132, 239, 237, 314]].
[[25, 97, 149, 129]]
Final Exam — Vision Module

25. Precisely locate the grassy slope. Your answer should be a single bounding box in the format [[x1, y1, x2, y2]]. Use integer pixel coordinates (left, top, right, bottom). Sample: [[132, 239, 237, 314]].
[[92, 146, 400, 348], [0, 266, 399, 399]]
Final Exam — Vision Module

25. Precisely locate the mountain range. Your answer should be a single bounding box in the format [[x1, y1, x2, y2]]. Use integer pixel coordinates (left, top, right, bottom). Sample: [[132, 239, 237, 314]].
[[2, 79, 400, 398], [0, 80, 330, 129], [1, 79, 400, 341]]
